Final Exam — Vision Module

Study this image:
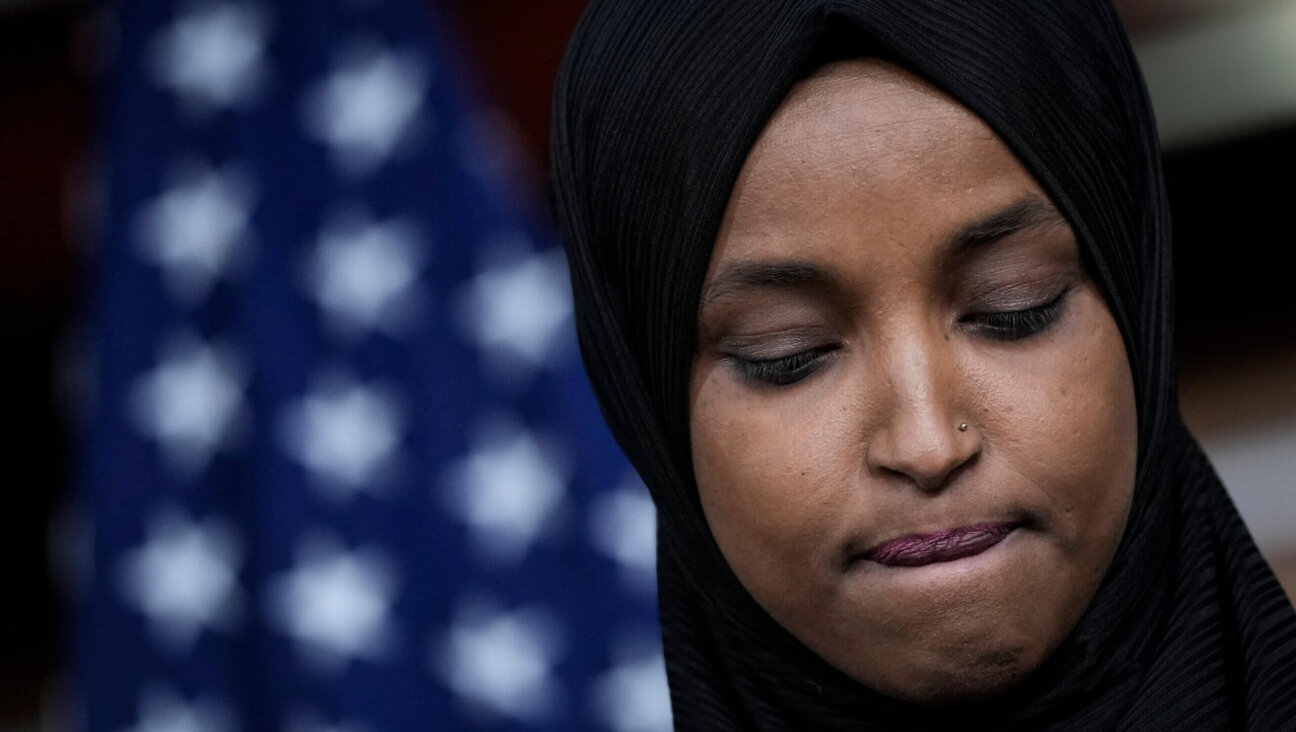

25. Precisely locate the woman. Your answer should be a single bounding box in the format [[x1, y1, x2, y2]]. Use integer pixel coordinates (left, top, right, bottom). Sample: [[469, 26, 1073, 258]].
[[551, 1, 1296, 728]]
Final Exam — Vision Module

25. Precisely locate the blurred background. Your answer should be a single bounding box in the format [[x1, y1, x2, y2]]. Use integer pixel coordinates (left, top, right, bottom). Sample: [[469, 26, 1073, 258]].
[[1, 0, 1292, 729]]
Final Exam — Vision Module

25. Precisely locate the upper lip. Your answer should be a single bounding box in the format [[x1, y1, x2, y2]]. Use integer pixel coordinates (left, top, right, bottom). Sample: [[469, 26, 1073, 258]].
[[857, 521, 1019, 567]]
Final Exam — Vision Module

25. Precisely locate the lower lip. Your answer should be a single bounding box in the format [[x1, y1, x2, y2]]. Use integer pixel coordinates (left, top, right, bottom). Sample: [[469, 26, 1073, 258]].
[[867, 522, 1017, 567]]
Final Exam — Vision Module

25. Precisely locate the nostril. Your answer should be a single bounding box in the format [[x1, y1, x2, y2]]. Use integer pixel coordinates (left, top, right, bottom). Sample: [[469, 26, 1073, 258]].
[[869, 432, 980, 494], [914, 449, 977, 493]]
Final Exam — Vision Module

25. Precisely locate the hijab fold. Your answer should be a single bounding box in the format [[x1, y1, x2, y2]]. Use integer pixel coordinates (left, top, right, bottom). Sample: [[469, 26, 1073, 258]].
[[551, 1, 1296, 728]]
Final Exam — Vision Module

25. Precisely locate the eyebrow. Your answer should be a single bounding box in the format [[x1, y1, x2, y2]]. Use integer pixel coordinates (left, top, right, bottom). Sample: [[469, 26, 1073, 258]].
[[700, 260, 838, 304], [946, 195, 1068, 255], [700, 196, 1068, 304]]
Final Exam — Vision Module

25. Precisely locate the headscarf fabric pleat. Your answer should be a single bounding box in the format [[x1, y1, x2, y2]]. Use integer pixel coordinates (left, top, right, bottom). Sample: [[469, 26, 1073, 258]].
[[551, 1, 1296, 728]]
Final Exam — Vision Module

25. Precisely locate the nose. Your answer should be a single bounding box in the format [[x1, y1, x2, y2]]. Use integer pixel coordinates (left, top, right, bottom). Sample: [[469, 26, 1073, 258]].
[[865, 335, 980, 493]]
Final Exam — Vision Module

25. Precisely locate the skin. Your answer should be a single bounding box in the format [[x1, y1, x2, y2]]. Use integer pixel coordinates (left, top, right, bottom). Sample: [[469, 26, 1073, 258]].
[[689, 59, 1138, 704]]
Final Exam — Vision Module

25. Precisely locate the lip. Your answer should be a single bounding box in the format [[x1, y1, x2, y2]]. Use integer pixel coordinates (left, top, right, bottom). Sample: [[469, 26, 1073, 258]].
[[864, 522, 1018, 567]]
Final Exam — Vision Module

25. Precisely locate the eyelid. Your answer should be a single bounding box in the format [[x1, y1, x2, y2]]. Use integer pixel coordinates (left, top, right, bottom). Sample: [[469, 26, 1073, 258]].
[[965, 276, 1069, 308], [696, 292, 843, 347], [961, 285, 1074, 341], [715, 329, 838, 359], [725, 345, 838, 387], [971, 287, 1065, 313], [961, 256, 1081, 301]]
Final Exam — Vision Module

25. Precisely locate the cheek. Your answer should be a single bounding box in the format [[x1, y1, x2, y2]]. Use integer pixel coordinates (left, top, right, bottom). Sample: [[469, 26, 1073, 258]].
[[977, 288, 1137, 556], [689, 362, 857, 587]]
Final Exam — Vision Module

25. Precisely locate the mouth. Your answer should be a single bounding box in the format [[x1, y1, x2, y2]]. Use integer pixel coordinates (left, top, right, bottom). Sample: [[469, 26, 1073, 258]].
[[863, 522, 1019, 568]]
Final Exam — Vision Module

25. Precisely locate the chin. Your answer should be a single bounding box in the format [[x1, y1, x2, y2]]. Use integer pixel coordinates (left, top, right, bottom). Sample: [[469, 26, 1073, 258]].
[[862, 640, 1038, 706]]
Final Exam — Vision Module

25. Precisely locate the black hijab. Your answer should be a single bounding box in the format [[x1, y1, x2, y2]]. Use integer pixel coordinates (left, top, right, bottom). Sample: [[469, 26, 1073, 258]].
[[550, 1, 1296, 728]]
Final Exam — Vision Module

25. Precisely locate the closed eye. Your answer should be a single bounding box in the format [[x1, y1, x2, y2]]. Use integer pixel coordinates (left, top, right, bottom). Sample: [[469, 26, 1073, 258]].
[[962, 287, 1072, 341], [727, 346, 837, 386]]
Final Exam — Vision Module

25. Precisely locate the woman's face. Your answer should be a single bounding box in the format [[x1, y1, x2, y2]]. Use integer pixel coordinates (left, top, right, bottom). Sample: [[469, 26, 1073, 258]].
[[689, 59, 1138, 703]]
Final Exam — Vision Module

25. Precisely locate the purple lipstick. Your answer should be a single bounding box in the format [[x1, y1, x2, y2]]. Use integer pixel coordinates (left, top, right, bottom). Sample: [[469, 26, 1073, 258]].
[[867, 522, 1016, 567]]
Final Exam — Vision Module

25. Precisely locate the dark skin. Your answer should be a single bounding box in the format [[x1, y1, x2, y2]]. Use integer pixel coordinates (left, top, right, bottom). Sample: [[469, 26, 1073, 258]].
[[689, 59, 1137, 704]]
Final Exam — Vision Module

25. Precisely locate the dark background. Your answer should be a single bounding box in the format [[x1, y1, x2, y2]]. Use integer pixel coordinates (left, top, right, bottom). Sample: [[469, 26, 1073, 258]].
[[2, 0, 1292, 726]]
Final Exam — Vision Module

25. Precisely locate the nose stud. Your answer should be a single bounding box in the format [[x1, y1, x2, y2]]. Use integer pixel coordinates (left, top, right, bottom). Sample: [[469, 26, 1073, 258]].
[[958, 422, 968, 432]]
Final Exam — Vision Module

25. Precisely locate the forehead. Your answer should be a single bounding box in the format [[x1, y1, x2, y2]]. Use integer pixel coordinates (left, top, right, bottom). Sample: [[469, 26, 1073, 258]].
[[768, 59, 983, 157], [712, 58, 1048, 272]]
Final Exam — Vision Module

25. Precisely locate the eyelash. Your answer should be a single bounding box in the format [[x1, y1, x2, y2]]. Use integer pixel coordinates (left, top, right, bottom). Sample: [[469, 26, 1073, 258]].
[[962, 287, 1072, 341], [728, 347, 836, 387], [725, 289, 1072, 387]]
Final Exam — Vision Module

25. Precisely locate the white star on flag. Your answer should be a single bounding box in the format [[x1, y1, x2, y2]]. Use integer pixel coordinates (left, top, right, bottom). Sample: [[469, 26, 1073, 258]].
[[134, 162, 256, 303], [128, 334, 249, 477], [588, 475, 658, 593], [590, 641, 672, 732], [304, 209, 426, 340], [302, 42, 428, 176], [454, 239, 574, 382], [436, 597, 565, 723], [122, 687, 233, 732], [267, 535, 398, 673], [278, 373, 403, 499], [116, 508, 243, 653], [441, 417, 568, 565], [149, 2, 272, 116]]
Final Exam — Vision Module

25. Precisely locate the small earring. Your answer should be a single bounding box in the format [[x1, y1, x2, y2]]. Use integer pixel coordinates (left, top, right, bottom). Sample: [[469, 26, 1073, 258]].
[[958, 423, 968, 432]]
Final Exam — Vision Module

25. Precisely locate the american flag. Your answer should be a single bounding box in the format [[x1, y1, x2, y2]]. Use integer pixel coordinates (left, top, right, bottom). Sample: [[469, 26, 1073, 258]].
[[70, 1, 668, 729]]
